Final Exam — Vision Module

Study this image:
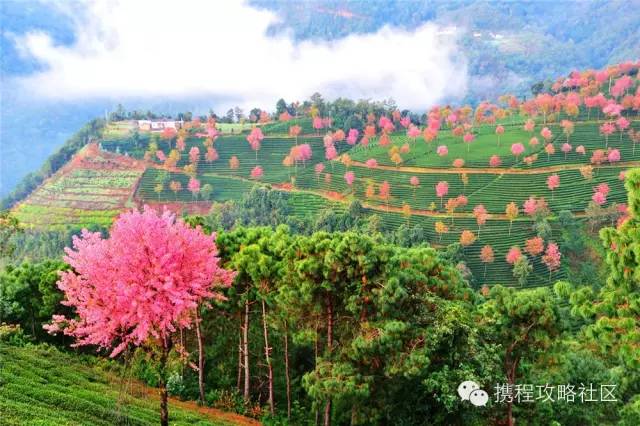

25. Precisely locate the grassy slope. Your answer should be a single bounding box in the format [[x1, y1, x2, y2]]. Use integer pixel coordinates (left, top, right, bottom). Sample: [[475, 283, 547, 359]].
[[13, 114, 639, 287], [0, 344, 257, 426]]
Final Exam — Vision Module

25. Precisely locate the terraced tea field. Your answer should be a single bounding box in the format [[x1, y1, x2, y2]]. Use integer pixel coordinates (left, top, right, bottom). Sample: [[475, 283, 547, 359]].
[[12, 144, 146, 229], [16, 102, 639, 288]]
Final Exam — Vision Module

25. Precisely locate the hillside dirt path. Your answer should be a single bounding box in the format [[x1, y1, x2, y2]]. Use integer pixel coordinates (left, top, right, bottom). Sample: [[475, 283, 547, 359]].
[[348, 160, 640, 175], [125, 380, 261, 425]]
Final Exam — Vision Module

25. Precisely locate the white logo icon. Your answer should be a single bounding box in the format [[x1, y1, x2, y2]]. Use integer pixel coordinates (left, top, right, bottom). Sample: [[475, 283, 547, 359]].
[[458, 380, 488, 407], [469, 389, 489, 407], [457, 380, 480, 400]]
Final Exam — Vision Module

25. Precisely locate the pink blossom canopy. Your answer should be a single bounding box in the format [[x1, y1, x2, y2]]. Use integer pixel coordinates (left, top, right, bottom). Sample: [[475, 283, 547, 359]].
[[407, 125, 421, 139], [435, 181, 449, 198], [511, 143, 525, 156], [592, 191, 606, 205], [346, 129, 359, 145], [608, 149, 621, 163], [344, 171, 355, 186], [188, 177, 201, 194], [506, 246, 522, 265], [489, 155, 502, 167], [251, 166, 264, 179], [44, 207, 235, 357]]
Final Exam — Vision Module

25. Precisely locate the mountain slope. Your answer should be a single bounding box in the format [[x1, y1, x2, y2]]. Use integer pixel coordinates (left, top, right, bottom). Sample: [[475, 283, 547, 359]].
[[0, 343, 259, 426]]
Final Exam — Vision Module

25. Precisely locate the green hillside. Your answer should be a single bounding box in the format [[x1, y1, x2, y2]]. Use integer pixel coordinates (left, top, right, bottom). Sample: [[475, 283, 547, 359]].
[[87, 115, 637, 287], [0, 343, 256, 426]]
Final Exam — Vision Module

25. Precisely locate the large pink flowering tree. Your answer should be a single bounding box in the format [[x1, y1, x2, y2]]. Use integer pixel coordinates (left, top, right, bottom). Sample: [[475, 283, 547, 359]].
[[45, 207, 235, 426]]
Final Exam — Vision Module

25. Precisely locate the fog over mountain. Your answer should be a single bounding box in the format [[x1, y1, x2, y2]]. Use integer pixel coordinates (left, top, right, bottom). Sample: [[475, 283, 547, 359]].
[[1, 0, 639, 196]]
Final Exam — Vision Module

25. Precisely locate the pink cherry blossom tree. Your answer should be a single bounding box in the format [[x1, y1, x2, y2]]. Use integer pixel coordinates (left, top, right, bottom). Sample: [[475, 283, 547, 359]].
[[542, 242, 561, 281], [463, 133, 475, 154], [595, 182, 610, 199], [409, 176, 420, 198], [600, 122, 616, 148], [205, 147, 219, 163], [379, 181, 391, 210], [325, 145, 338, 166], [247, 127, 264, 160], [546, 174, 560, 200], [576, 145, 586, 155], [437, 145, 449, 157], [592, 191, 606, 205], [435, 181, 449, 208], [511, 143, 525, 163], [524, 119, 535, 133], [314, 163, 325, 182], [544, 143, 555, 161], [251, 165, 264, 180], [45, 207, 235, 426], [608, 148, 621, 164], [312, 116, 323, 135], [616, 117, 630, 142], [289, 125, 302, 145], [365, 158, 378, 168], [561, 143, 572, 159], [189, 146, 200, 164], [344, 171, 355, 191], [188, 177, 201, 199], [506, 246, 522, 265], [407, 124, 421, 143], [495, 125, 505, 146], [489, 155, 502, 167], [473, 204, 488, 237], [346, 128, 359, 145], [561, 120, 574, 143]]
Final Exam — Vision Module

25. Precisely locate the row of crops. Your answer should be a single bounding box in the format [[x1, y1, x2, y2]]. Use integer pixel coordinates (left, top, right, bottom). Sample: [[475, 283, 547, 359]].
[[293, 162, 628, 215], [13, 157, 144, 229]]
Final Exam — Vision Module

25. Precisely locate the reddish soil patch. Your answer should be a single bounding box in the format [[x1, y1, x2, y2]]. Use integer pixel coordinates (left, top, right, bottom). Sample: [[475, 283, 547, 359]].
[[125, 380, 260, 426], [140, 200, 213, 216], [322, 190, 346, 201], [272, 182, 294, 190]]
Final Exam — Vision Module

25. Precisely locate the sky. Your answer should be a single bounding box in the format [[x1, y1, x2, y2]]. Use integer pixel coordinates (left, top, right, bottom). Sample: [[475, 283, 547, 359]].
[[9, 0, 468, 111], [0, 0, 470, 196]]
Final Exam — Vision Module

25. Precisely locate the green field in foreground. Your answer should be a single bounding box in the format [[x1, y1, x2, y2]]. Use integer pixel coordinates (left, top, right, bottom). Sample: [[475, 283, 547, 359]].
[[0, 344, 238, 426]]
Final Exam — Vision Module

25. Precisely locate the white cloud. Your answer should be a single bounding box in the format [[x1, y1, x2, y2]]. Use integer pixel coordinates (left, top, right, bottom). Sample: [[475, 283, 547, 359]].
[[13, 0, 468, 111]]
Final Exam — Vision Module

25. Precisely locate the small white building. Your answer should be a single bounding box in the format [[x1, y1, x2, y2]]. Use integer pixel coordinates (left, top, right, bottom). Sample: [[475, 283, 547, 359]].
[[137, 120, 183, 132]]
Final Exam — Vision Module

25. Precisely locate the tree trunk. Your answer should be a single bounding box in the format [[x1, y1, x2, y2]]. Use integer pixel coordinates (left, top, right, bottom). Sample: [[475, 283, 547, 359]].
[[195, 310, 206, 405], [261, 299, 274, 415], [30, 305, 36, 336], [324, 298, 334, 426], [159, 339, 172, 426], [237, 316, 243, 392], [314, 321, 320, 426], [284, 321, 292, 419], [243, 299, 250, 403]]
